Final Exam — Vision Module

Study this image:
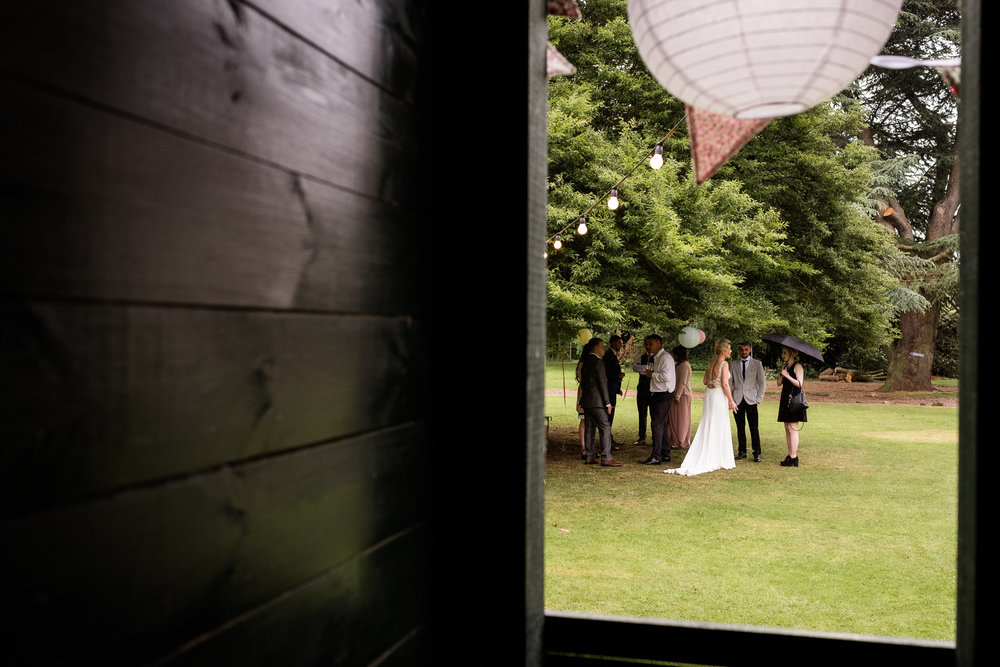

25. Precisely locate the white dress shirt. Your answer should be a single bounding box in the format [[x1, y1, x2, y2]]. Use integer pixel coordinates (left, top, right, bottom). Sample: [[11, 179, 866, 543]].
[[649, 348, 676, 393]]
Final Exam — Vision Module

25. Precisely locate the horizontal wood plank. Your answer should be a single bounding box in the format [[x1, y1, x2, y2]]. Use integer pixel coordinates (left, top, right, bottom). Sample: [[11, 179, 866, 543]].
[[4, 425, 428, 665], [1, 0, 427, 204], [159, 528, 429, 666], [2, 301, 428, 510], [252, 0, 426, 103], [0, 81, 429, 312]]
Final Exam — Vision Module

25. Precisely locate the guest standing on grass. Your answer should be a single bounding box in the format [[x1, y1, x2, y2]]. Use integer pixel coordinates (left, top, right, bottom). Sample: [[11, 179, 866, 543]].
[[730, 342, 766, 462], [575, 342, 591, 460], [777, 346, 807, 467], [638, 335, 675, 465], [603, 335, 626, 433], [631, 336, 654, 447], [668, 345, 692, 450], [579, 338, 623, 467]]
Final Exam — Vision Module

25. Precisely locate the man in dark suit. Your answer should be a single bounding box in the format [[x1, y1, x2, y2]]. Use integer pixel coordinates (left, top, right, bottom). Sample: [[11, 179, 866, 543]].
[[603, 335, 626, 431], [580, 338, 624, 467], [631, 335, 653, 446], [638, 334, 675, 465]]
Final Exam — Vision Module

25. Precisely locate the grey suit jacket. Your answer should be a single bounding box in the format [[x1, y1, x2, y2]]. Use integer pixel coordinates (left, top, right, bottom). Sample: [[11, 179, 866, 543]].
[[579, 353, 611, 408], [730, 357, 766, 405]]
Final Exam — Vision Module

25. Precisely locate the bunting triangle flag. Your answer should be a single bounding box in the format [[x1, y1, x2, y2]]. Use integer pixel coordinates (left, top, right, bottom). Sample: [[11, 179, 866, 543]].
[[687, 105, 771, 184], [546, 42, 576, 77], [547, 0, 581, 19]]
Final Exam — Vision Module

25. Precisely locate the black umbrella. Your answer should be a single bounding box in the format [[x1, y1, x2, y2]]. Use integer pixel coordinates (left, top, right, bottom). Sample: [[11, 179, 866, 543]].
[[762, 333, 824, 363]]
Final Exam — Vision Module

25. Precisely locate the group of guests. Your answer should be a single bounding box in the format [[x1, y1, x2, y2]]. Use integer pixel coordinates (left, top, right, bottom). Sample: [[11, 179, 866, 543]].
[[575, 335, 808, 472]]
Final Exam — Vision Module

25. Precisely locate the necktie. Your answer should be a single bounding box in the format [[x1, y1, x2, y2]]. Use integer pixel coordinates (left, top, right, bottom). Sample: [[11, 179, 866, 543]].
[[742, 359, 746, 379]]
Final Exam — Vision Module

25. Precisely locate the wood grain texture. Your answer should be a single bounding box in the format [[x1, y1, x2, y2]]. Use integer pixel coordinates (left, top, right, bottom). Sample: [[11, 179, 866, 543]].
[[1, 0, 426, 205], [1, 81, 429, 313], [251, 0, 427, 103], [158, 528, 428, 666], [1, 1, 545, 665], [4, 425, 428, 665], [2, 301, 427, 511]]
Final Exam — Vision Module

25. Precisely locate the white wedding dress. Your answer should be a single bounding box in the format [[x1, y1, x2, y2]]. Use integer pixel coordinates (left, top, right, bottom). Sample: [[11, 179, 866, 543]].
[[664, 365, 735, 476]]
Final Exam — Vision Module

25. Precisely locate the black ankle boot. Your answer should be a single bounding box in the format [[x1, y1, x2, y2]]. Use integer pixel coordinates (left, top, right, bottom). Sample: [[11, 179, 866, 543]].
[[780, 455, 798, 467]]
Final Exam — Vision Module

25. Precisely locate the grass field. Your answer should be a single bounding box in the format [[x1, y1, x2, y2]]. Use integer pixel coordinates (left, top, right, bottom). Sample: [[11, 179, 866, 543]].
[[543, 362, 958, 641]]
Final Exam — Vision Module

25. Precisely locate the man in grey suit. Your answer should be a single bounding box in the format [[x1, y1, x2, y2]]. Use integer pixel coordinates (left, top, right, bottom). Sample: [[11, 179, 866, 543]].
[[580, 338, 624, 467], [730, 342, 767, 462]]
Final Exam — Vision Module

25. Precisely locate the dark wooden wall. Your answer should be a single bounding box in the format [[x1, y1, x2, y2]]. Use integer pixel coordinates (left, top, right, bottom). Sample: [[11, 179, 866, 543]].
[[2, 1, 546, 665]]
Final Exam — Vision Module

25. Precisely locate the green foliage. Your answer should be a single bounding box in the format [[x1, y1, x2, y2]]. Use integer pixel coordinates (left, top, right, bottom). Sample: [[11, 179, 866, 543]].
[[728, 105, 900, 356], [853, 0, 959, 237], [547, 3, 901, 364]]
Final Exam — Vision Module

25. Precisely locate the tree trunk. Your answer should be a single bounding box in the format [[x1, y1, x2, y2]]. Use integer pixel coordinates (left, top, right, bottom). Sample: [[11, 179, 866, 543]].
[[873, 134, 958, 391], [882, 298, 940, 391]]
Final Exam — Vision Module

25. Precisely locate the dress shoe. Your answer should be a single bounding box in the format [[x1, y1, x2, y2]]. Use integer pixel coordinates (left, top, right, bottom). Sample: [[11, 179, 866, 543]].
[[735, 451, 747, 460], [585, 458, 599, 464], [632, 438, 646, 446], [601, 458, 624, 467], [753, 453, 761, 462], [780, 455, 798, 467], [638, 457, 661, 465]]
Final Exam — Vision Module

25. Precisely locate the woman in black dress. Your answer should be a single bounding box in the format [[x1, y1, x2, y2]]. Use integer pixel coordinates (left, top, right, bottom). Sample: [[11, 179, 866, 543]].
[[776, 346, 806, 466]]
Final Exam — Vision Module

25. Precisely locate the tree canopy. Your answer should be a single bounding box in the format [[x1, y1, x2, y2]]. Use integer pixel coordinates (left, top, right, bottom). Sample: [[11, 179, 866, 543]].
[[850, 0, 961, 388], [547, 0, 901, 365]]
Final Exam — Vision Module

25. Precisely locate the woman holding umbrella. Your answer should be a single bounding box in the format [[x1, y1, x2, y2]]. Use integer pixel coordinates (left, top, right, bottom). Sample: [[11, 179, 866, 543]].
[[764, 333, 820, 467], [776, 346, 807, 466]]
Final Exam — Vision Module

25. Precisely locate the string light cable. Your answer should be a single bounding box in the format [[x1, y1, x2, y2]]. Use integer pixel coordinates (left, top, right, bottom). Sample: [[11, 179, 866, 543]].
[[545, 112, 688, 250]]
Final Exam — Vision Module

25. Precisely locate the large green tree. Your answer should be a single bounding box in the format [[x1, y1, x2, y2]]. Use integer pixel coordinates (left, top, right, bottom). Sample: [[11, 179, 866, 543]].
[[547, 0, 899, 362], [853, 0, 960, 389]]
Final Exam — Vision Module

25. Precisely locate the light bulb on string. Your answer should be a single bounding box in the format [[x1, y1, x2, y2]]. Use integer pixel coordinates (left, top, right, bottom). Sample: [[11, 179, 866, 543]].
[[553, 233, 563, 250], [607, 188, 619, 210], [543, 250, 548, 259], [649, 143, 664, 170], [576, 216, 588, 235]]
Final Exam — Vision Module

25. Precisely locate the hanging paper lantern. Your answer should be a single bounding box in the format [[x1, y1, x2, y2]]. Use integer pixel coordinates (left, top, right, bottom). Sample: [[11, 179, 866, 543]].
[[577, 328, 593, 344], [697, 329, 706, 344], [628, 0, 904, 119], [678, 326, 700, 348]]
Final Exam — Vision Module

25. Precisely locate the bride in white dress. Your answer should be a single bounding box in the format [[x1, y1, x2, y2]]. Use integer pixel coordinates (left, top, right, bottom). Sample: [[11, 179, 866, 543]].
[[664, 339, 739, 476]]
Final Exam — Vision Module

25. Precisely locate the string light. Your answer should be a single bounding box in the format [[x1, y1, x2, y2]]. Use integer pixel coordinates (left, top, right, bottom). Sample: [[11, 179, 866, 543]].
[[545, 112, 687, 249], [607, 188, 619, 210], [649, 143, 664, 170]]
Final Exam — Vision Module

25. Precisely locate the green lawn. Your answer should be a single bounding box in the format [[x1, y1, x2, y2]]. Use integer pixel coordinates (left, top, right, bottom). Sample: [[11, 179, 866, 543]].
[[543, 362, 958, 641]]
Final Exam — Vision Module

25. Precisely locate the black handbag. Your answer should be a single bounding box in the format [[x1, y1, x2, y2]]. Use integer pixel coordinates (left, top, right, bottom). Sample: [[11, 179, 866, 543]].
[[789, 388, 808, 412]]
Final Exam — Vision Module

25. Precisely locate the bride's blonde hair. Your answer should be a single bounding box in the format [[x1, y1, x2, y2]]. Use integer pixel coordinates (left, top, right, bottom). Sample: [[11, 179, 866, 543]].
[[712, 339, 731, 357]]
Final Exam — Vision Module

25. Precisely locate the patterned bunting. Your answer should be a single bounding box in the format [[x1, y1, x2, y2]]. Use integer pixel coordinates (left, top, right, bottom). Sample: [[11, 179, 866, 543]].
[[547, 42, 576, 77], [687, 105, 771, 185], [547, 0, 581, 19]]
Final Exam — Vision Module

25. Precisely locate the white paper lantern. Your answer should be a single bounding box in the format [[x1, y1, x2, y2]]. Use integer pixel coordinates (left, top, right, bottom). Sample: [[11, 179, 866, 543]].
[[628, 0, 903, 119]]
